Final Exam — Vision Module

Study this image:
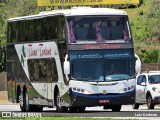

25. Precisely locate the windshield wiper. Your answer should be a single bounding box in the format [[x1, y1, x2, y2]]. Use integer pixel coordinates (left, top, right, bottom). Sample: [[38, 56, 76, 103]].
[[71, 77, 93, 81]]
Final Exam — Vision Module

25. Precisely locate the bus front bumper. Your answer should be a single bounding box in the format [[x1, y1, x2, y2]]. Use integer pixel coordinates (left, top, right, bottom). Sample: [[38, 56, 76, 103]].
[[70, 90, 135, 107]]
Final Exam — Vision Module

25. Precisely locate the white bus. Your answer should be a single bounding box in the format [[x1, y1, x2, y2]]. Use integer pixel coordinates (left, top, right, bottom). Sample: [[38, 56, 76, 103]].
[[7, 7, 139, 112]]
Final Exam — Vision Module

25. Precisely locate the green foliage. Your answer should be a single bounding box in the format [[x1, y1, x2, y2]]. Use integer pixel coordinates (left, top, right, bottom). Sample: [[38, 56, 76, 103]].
[[139, 49, 160, 63], [0, 0, 39, 72], [0, 45, 6, 72], [138, 9, 143, 16], [130, 0, 160, 63]]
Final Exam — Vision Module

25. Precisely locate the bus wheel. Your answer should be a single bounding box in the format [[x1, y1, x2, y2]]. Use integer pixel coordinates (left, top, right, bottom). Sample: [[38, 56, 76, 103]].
[[19, 92, 25, 111], [34, 106, 43, 112], [111, 105, 121, 112], [132, 103, 139, 109], [55, 91, 67, 112], [70, 107, 77, 113], [23, 90, 30, 112], [77, 107, 86, 112]]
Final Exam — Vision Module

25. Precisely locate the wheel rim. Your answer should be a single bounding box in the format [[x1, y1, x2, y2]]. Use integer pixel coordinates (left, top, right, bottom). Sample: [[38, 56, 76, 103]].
[[56, 92, 61, 108], [25, 92, 29, 111], [19, 93, 23, 108]]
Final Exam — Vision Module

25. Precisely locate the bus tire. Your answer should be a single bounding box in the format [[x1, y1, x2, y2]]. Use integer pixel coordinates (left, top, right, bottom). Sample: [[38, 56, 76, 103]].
[[55, 90, 67, 112], [70, 107, 77, 113], [111, 105, 121, 112], [19, 91, 25, 112], [16, 86, 21, 103], [132, 103, 139, 109], [34, 106, 43, 112], [23, 90, 30, 112]]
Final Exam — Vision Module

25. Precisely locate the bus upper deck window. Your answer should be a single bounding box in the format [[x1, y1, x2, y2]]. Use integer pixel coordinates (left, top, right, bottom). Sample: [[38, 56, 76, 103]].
[[75, 23, 88, 40]]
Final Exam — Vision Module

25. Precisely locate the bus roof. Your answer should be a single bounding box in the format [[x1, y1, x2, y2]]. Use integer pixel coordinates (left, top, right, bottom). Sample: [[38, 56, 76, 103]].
[[8, 7, 127, 22]]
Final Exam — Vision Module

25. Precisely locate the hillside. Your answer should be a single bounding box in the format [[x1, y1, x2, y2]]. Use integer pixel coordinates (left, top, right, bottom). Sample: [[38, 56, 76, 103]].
[[0, 0, 160, 72], [124, 0, 160, 63]]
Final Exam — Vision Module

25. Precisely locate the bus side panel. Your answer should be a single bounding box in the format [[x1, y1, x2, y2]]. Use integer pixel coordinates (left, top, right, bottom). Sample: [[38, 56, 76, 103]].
[[6, 44, 42, 103], [7, 44, 25, 102]]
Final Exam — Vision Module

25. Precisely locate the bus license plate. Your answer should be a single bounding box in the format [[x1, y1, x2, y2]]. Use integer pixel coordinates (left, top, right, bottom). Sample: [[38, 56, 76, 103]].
[[99, 99, 109, 103]]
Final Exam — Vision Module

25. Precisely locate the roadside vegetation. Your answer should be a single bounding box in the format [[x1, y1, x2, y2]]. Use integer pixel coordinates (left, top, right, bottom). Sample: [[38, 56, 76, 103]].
[[0, 0, 160, 72], [0, 0, 38, 72], [125, 0, 160, 63]]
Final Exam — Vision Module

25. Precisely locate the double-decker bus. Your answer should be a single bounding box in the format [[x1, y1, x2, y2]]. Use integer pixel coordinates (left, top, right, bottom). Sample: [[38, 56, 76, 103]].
[[7, 7, 140, 112]]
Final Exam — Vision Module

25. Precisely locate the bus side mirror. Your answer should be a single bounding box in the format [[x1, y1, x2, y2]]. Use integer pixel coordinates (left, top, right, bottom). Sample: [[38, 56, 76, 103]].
[[135, 54, 141, 75], [63, 55, 70, 75]]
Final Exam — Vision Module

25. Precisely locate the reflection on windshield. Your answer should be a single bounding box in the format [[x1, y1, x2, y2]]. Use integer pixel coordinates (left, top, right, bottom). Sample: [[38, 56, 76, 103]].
[[105, 74, 131, 81], [71, 59, 103, 81], [149, 75, 160, 84], [67, 16, 131, 43]]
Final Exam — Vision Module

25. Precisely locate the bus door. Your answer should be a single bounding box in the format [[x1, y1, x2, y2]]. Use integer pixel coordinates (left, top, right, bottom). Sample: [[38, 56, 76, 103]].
[[46, 58, 58, 100], [28, 59, 56, 100]]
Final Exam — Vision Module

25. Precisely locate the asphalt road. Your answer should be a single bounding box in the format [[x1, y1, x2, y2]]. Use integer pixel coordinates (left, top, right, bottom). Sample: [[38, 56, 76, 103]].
[[0, 104, 160, 119]]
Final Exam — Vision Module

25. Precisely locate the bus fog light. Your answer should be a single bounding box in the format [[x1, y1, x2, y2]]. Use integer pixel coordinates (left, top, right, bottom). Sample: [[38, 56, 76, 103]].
[[73, 97, 77, 102]]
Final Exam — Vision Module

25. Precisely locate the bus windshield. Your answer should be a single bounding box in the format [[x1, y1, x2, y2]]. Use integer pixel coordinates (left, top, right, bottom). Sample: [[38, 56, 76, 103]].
[[70, 50, 135, 82], [67, 16, 131, 43]]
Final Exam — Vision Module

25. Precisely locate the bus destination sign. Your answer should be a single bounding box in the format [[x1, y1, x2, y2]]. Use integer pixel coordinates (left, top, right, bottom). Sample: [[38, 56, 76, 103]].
[[68, 43, 133, 50]]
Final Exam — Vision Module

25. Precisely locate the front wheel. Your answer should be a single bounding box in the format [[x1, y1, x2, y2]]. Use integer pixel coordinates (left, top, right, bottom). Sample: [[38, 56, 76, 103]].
[[34, 106, 43, 112], [132, 103, 140, 109], [24, 91, 30, 112], [55, 90, 68, 112], [146, 95, 155, 109], [77, 107, 86, 112], [111, 105, 121, 112]]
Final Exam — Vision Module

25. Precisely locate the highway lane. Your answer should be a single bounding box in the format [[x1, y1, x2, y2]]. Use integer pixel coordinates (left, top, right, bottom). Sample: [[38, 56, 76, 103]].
[[0, 104, 160, 119], [1, 104, 160, 111]]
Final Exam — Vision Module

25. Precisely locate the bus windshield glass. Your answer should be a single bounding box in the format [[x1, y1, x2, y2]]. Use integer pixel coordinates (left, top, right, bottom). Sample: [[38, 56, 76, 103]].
[[70, 49, 135, 82], [67, 16, 131, 43]]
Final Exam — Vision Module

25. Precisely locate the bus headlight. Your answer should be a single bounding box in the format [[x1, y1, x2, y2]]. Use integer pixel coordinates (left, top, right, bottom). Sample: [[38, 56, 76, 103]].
[[72, 87, 91, 94], [119, 86, 135, 93], [152, 87, 160, 93]]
